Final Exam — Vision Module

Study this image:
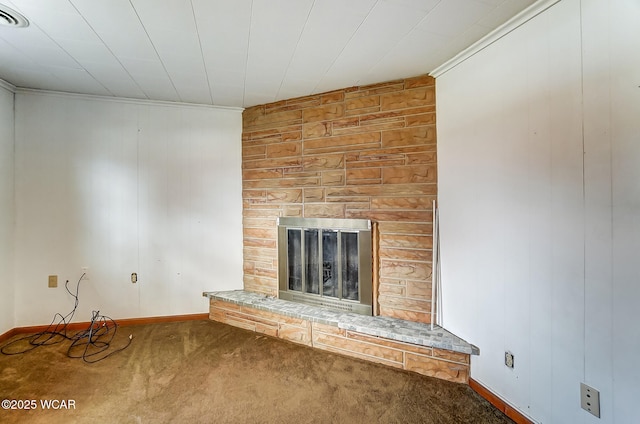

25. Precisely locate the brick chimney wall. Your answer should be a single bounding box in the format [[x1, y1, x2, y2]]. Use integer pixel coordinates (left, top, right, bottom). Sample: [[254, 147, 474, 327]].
[[241, 75, 436, 323]]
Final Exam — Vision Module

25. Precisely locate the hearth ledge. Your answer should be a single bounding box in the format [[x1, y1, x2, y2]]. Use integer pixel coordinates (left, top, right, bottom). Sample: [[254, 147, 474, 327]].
[[203, 290, 479, 356]]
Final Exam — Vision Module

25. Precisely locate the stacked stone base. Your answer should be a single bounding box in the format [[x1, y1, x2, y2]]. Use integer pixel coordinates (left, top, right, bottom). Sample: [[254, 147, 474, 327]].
[[209, 298, 470, 384]]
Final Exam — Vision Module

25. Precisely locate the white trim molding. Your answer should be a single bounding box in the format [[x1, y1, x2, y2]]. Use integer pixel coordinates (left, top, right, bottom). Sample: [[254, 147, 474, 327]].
[[0, 78, 16, 93], [430, 0, 562, 78], [14, 87, 244, 112]]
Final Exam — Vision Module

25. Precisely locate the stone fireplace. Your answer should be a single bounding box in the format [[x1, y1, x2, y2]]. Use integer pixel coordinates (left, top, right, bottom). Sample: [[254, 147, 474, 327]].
[[277, 217, 372, 315], [206, 75, 480, 386], [241, 74, 437, 324]]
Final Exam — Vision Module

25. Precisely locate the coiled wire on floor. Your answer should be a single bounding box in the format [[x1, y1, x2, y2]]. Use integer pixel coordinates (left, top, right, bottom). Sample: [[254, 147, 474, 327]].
[[0, 274, 132, 363]]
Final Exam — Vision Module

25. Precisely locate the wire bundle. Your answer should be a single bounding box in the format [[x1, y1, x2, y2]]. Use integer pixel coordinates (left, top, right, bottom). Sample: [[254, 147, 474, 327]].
[[67, 310, 132, 363], [0, 275, 132, 363]]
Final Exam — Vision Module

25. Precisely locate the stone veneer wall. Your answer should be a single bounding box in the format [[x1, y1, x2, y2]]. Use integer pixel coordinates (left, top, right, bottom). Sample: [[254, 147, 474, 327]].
[[242, 75, 436, 323]]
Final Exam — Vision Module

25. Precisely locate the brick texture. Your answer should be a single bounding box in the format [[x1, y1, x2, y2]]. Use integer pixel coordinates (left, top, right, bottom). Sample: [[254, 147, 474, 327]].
[[242, 75, 436, 323]]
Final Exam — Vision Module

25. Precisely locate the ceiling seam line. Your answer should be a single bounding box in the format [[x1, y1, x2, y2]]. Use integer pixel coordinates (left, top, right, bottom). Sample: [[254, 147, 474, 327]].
[[0, 34, 66, 92], [362, 0, 448, 84], [311, 0, 379, 94], [190, 0, 214, 105], [7, 1, 113, 96], [275, 0, 316, 101], [127, 0, 182, 102], [242, 0, 254, 107], [67, 0, 147, 99]]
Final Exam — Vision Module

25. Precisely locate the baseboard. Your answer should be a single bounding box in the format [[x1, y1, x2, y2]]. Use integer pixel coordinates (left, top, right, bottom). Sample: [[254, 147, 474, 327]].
[[469, 378, 535, 424], [0, 328, 19, 345], [0, 313, 209, 344]]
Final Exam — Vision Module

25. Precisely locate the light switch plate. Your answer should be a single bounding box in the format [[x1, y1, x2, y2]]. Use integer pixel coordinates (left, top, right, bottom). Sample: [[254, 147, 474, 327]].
[[48, 275, 57, 288]]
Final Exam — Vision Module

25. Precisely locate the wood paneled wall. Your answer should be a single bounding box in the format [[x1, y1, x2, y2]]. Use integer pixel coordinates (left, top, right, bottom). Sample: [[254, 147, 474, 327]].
[[13, 92, 243, 326], [0, 86, 14, 335], [242, 75, 436, 323]]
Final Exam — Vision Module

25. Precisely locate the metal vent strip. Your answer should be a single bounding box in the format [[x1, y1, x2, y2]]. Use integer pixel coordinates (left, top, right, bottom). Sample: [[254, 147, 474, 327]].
[[0, 4, 29, 27], [291, 293, 354, 312]]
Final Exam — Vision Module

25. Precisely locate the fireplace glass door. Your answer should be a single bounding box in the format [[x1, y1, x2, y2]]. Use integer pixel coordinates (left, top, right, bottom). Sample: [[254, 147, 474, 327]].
[[278, 217, 372, 315], [286, 229, 359, 301], [322, 230, 338, 297]]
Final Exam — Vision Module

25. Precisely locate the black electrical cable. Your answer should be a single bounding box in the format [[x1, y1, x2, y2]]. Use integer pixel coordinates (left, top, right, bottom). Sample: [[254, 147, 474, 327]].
[[67, 310, 132, 363], [0, 273, 132, 362]]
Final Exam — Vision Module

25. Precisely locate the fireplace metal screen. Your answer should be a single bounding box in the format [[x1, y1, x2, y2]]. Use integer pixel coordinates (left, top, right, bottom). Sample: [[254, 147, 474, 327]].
[[277, 217, 372, 315]]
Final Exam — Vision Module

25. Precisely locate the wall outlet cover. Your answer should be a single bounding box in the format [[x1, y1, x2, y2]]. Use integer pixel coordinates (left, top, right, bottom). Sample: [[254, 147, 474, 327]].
[[505, 351, 514, 369], [48, 275, 58, 288], [580, 383, 601, 418]]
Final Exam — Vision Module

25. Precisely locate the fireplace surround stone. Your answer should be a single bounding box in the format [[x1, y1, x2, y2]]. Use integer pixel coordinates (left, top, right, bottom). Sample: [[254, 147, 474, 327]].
[[242, 75, 438, 324], [204, 290, 478, 384], [230, 75, 478, 384]]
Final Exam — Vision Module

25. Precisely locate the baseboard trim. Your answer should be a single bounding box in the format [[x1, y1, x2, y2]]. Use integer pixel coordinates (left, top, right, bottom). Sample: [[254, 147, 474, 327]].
[[0, 328, 19, 345], [0, 313, 209, 344], [469, 378, 534, 424]]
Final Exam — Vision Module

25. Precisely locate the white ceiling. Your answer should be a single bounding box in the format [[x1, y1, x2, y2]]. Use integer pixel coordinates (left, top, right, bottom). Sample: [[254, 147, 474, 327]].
[[0, 0, 536, 108]]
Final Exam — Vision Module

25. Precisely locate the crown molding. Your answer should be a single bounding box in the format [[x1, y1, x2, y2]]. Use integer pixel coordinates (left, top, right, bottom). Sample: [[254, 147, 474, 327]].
[[14, 87, 244, 112], [430, 0, 562, 78], [0, 78, 16, 93]]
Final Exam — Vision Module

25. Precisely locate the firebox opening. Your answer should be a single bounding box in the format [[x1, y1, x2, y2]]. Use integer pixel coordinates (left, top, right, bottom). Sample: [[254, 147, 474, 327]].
[[277, 217, 373, 316]]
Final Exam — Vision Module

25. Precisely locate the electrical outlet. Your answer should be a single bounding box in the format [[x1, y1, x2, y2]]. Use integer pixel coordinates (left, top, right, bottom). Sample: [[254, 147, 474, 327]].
[[580, 383, 600, 418], [505, 351, 514, 369], [131, 273, 137, 284], [81, 267, 89, 281], [48, 275, 58, 288]]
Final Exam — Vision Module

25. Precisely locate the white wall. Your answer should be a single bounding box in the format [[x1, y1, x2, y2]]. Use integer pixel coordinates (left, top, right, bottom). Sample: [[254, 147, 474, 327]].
[[0, 84, 15, 335], [14, 91, 243, 326], [437, 0, 639, 423]]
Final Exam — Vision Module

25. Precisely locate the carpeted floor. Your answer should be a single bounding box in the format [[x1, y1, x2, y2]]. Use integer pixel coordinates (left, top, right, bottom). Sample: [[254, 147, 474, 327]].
[[0, 320, 513, 423]]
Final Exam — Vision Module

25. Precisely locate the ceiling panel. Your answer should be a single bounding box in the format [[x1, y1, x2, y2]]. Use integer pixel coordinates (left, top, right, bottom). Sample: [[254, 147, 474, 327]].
[[283, 0, 375, 83], [39, 66, 110, 95], [383, 0, 442, 11], [128, 0, 209, 103], [130, 76, 181, 103], [0, 0, 539, 107], [246, 0, 314, 67], [478, 0, 535, 29], [418, 0, 494, 37], [371, 27, 451, 74], [80, 61, 146, 97], [320, 1, 429, 84], [69, 0, 161, 62], [210, 85, 246, 108], [0, 25, 80, 70], [53, 39, 116, 63]]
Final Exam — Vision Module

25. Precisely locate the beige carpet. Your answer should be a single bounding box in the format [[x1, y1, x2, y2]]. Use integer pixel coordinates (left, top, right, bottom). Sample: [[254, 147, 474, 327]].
[[0, 319, 513, 423]]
